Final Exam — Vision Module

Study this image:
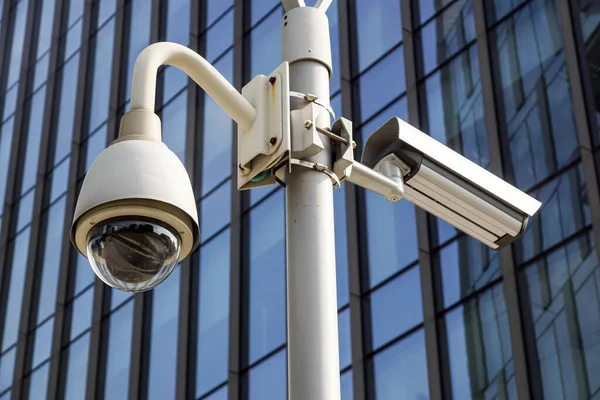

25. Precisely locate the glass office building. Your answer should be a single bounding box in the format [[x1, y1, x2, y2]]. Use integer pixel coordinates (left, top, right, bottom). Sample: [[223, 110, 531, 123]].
[[0, 0, 599, 398]]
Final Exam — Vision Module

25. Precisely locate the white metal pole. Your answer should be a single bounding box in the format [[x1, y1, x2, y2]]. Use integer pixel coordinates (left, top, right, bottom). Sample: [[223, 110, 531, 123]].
[[281, 4, 341, 400]]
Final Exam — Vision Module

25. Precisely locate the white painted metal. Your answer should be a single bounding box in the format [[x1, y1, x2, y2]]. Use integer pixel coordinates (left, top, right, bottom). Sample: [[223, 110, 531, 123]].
[[282, 5, 341, 400], [130, 42, 256, 131]]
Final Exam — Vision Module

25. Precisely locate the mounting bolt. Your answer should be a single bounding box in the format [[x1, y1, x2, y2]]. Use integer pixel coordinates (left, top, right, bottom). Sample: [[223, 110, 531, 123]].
[[269, 76, 276, 84], [304, 120, 313, 129], [352, 141, 357, 149], [270, 137, 277, 145], [239, 164, 250, 176]]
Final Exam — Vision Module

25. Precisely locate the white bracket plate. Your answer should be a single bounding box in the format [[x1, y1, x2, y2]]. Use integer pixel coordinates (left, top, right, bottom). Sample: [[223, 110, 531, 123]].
[[237, 62, 291, 190]]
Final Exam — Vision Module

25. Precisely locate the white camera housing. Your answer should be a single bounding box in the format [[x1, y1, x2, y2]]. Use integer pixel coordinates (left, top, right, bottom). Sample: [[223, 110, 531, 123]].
[[362, 117, 542, 249]]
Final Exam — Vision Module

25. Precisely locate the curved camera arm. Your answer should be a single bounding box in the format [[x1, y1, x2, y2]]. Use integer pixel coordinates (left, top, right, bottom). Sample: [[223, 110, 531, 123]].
[[130, 42, 256, 132]]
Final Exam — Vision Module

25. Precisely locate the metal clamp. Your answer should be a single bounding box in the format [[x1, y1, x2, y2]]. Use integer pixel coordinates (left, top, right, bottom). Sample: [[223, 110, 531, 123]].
[[290, 91, 336, 119], [289, 158, 341, 188]]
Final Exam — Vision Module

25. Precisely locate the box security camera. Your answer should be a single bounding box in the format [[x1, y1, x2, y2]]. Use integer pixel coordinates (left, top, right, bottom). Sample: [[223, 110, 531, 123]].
[[361, 117, 542, 249]]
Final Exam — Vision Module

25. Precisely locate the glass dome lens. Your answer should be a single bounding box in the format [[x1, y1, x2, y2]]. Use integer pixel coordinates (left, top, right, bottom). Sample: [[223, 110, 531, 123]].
[[86, 217, 181, 292]]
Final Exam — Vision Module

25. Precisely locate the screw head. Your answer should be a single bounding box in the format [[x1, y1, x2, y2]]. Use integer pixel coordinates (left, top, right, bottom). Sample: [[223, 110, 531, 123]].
[[304, 120, 313, 129], [269, 76, 276, 84], [269, 137, 277, 145]]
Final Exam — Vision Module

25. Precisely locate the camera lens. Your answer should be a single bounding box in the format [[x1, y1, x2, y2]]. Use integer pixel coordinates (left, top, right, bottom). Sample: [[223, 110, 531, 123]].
[[86, 217, 181, 292]]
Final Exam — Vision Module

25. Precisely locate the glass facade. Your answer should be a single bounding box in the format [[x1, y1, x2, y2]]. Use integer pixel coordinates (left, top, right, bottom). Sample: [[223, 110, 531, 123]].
[[0, 0, 597, 399]]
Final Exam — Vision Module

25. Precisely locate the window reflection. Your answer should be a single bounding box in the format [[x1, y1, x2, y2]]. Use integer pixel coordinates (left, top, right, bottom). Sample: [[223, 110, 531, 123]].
[[6, 0, 29, 88], [359, 97, 408, 150], [196, 231, 230, 397], [251, 0, 279, 26], [164, 0, 191, 100], [523, 230, 600, 399], [0, 348, 15, 393], [69, 286, 94, 340], [204, 385, 228, 400], [2, 228, 31, 351], [435, 236, 501, 309], [246, 349, 287, 399], [32, 318, 54, 368], [328, 0, 341, 94], [37, 196, 67, 323], [370, 329, 429, 399], [49, 156, 70, 202], [0, 118, 15, 211], [250, 7, 282, 78], [358, 46, 406, 123], [204, 10, 233, 62], [148, 267, 180, 400], [418, 0, 475, 76], [125, 0, 152, 102], [486, 0, 528, 25], [26, 362, 49, 400], [104, 301, 134, 400], [341, 370, 353, 400], [420, 45, 488, 170], [245, 190, 286, 364], [444, 283, 514, 399], [88, 18, 115, 133], [36, 0, 55, 58], [515, 164, 590, 265], [54, 53, 80, 165], [355, 0, 402, 72], [338, 309, 351, 369], [201, 51, 233, 195], [200, 180, 231, 242], [364, 191, 418, 288], [368, 266, 422, 350], [63, 334, 90, 400], [334, 188, 349, 307], [21, 87, 47, 194], [492, 0, 578, 191], [208, 0, 233, 25], [161, 92, 187, 163]]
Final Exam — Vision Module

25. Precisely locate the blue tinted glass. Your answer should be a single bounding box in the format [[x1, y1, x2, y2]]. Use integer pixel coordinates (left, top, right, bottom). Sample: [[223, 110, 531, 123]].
[[523, 231, 600, 398], [110, 287, 134, 311], [88, 18, 115, 133], [355, 0, 401, 71], [104, 301, 134, 400], [32, 318, 54, 367], [54, 53, 80, 165], [204, 385, 227, 400], [200, 181, 231, 241], [492, 0, 577, 191], [341, 370, 353, 400], [251, 8, 282, 77], [421, 45, 488, 170], [49, 157, 70, 202], [84, 124, 107, 172], [2, 84, 18, 121], [418, 1, 475, 76], [0, 119, 14, 213], [515, 165, 590, 265], [436, 237, 501, 309], [164, 0, 191, 100], [247, 190, 286, 363], [64, 334, 90, 400], [0, 349, 15, 392], [359, 97, 407, 149], [37, 0, 55, 57], [338, 309, 351, 369], [148, 268, 180, 400], [162, 91, 187, 163], [328, 0, 340, 94], [201, 51, 233, 195], [69, 287, 94, 339], [369, 266, 422, 349], [98, 0, 116, 27], [247, 350, 287, 399], [251, 0, 279, 26], [330, 94, 342, 122], [417, 0, 453, 25], [68, 0, 84, 27], [196, 230, 230, 397], [445, 284, 514, 399], [358, 47, 406, 122], [125, 0, 152, 101], [371, 329, 429, 399], [578, 2, 600, 145], [26, 362, 49, 399], [16, 187, 35, 231], [0, 391, 8, 399], [64, 22, 82, 61], [205, 10, 233, 62], [33, 53, 49, 91], [364, 191, 418, 288], [6, 0, 29, 88], [486, 0, 527, 24], [207, 0, 233, 25], [334, 188, 348, 307], [74, 252, 96, 296], [249, 186, 277, 206], [37, 196, 67, 322], [2, 228, 31, 350]]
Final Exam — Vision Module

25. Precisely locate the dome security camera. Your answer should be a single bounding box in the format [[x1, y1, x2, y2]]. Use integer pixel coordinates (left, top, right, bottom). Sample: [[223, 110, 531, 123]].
[[70, 110, 200, 292]]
